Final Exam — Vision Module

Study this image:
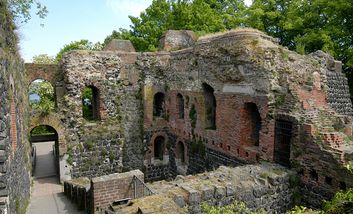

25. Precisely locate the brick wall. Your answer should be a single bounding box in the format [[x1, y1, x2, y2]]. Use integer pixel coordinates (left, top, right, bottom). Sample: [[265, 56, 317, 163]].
[[91, 170, 144, 213]]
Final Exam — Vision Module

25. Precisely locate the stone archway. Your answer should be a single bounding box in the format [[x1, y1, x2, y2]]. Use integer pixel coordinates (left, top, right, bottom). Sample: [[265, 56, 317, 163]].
[[30, 113, 70, 182], [30, 125, 59, 178], [25, 63, 59, 87]]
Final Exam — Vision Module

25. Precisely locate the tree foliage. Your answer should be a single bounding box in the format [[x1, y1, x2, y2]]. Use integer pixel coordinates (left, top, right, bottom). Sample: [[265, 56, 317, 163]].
[[105, 0, 246, 52], [8, 0, 48, 23], [244, 0, 353, 97], [32, 54, 55, 64], [82, 87, 94, 121], [55, 39, 102, 62], [104, 0, 353, 97], [31, 125, 56, 136], [29, 80, 55, 113]]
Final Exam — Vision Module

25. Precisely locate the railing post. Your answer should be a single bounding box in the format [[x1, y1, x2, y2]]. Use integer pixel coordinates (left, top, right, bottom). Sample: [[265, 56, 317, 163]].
[[133, 176, 137, 199]]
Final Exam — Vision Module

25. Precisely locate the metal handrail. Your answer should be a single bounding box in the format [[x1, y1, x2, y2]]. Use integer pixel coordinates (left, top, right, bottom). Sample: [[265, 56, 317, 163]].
[[132, 175, 154, 199]]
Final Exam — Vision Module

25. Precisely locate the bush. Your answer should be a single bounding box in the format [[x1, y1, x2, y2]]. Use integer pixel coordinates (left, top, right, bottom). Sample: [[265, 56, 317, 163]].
[[323, 188, 353, 214], [201, 201, 265, 214]]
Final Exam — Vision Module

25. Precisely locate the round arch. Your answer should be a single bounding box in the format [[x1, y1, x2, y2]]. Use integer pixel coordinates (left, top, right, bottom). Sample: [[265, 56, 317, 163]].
[[30, 113, 66, 155], [25, 63, 59, 87], [147, 132, 169, 162], [175, 139, 187, 164]]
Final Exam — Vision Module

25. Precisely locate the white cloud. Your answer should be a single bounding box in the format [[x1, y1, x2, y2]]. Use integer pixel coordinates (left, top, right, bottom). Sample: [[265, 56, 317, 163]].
[[244, 0, 252, 6], [106, 0, 152, 17]]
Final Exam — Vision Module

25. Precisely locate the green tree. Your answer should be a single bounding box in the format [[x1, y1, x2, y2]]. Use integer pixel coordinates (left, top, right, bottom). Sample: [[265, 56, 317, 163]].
[[32, 54, 55, 64], [245, 0, 353, 97], [82, 87, 94, 121], [55, 39, 102, 62], [103, 28, 133, 48], [29, 80, 55, 113], [105, 0, 247, 52], [8, 0, 47, 23]]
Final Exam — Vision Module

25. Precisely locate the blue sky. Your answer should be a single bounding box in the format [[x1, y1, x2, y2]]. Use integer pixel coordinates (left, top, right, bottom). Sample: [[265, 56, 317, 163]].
[[19, 0, 153, 62], [19, 0, 252, 62]]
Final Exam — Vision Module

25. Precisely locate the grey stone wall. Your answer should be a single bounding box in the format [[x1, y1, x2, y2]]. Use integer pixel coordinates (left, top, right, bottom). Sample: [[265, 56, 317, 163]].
[[0, 2, 32, 213], [326, 70, 353, 116], [71, 138, 123, 178], [60, 51, 145, 178], [311, 50, 353, 116]]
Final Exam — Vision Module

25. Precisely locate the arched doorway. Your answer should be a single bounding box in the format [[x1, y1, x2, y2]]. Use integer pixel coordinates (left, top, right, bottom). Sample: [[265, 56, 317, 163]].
[[30, 125, 59, 180], [154, 136, 165, 161]]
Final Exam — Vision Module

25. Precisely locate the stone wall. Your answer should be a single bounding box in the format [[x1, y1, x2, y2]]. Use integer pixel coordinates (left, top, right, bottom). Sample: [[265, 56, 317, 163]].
[[0, 2, 31, 213], [310, 51, 353, 116], [26, 28, 353, 210], [59, 51, 145, 179], [138, 29, 353, 209], [115, 164, 297, 214], [71, 137, 123, 178]]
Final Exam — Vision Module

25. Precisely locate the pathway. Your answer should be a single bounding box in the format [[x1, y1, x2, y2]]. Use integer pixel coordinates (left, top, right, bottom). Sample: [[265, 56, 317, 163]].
[[27, 142, 84, 214]]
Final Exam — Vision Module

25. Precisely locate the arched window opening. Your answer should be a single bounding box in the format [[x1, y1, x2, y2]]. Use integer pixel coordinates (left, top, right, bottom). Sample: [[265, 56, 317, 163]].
[[177, 141, 185, 163], [29, 79, 55, 113], [202, 83, 216, 129], [177, 93, 184, 119], [154, 136, 165, 160], [243, 103, 262, 146], [153, 92, 165, 118], [82, 86, 100, 121]]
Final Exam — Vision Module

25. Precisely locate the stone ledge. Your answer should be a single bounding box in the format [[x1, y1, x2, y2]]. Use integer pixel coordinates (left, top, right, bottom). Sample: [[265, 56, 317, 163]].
[[92, 169, 143, 183]]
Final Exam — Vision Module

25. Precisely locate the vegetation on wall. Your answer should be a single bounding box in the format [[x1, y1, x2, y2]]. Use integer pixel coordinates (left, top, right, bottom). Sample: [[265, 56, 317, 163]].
[[285, 188, 353, 214], [201, 201, 265, 214]]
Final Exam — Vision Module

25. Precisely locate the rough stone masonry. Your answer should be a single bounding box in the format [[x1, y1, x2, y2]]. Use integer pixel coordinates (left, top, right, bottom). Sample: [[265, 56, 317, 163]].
[[23, 28, 353, 211]]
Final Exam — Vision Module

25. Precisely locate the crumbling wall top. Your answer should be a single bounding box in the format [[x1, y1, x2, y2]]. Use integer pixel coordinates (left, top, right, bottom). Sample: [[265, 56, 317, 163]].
[[103, 39, 136, 52], [197, 28, 279, 44], [159, 30, 197, 51]]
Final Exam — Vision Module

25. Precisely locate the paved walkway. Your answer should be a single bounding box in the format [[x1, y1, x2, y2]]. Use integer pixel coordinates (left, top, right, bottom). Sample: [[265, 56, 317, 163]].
[[27, 142, 84, 214]]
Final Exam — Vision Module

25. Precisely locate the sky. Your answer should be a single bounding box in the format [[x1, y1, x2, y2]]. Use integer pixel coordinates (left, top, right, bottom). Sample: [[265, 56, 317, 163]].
[[18, 0, 252, 62]]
